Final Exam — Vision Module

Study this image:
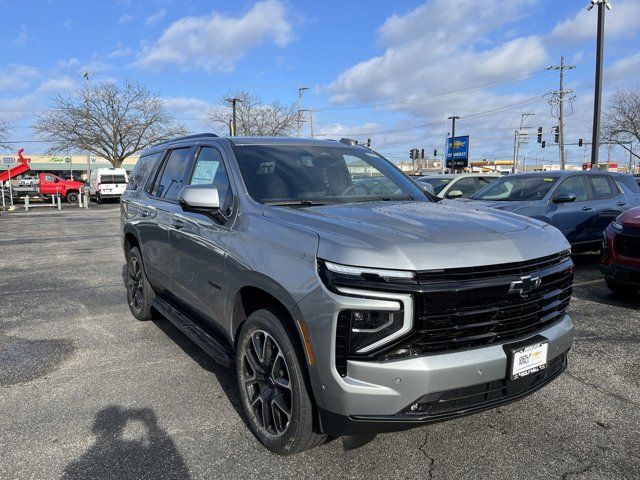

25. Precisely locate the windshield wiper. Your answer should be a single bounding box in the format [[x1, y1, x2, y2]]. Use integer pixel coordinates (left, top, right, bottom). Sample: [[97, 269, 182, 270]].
[[264, 200, 330, 207]]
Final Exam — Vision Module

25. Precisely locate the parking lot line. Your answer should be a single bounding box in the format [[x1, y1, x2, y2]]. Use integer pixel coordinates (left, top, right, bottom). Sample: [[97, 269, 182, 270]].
[[573, 278, 605, 287]]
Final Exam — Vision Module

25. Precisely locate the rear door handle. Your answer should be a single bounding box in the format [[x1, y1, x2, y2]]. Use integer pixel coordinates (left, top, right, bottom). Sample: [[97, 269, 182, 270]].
[[617, 201, 626, 206], [171, 218, 185, 230], [581, 206, 593, 211]]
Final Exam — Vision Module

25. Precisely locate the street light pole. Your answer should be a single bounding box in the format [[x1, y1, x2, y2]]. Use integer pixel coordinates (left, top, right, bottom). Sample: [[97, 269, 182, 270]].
[[447, 115, 460, 173], [588, 0, 612, 166]]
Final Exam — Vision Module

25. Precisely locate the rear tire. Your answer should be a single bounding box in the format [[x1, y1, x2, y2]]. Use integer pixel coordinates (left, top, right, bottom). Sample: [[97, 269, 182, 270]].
[[125, 246, 158, 320], [605, 278, 639, 298], [236, 308, 325, 455], [66, 192, 79, 204]]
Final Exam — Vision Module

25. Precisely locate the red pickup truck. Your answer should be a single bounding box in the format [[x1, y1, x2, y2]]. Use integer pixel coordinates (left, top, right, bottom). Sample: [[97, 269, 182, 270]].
[[1, 150, 84, 205], [600, 206, 640, 297]]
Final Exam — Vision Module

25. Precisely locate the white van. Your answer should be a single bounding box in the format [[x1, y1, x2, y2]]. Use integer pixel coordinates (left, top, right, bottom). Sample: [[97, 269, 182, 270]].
[[89, 168, 129, 203]]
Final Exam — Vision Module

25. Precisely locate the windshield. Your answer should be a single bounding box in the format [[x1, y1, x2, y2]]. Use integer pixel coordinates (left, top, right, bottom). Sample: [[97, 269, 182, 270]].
[[232, 145, 425, 205], [472, 176, 558, 201], [418, 177, 453, 195]]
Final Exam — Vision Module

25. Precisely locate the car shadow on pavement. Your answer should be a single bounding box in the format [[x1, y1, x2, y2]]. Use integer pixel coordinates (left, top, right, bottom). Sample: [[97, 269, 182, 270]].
[[151, 317, 250, 428], [62, 406, 190, 480]]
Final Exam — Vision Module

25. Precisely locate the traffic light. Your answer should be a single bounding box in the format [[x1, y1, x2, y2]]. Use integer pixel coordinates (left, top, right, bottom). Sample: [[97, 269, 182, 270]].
[[542, 140, 546, 148], [537, 127, 542, 144], [421, 149, 425, 159], [409, 149, 414, 159], [366, 138, 371, 147], [578, 138, 583, 147], [554, 126, 560, 143], [433, 149, 437, 157]]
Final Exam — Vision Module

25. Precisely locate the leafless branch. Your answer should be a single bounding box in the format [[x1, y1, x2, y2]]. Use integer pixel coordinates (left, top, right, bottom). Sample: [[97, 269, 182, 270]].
[[34, 79, 188, 167], [603, 85, 640, 145], [207, 90, 297, 137], [0, 118, 12, 150]]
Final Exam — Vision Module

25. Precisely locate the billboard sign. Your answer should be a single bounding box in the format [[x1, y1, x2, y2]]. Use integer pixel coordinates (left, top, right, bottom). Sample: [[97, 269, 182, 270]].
[[2, 157, 15, 165], [445, 135, 470, 169]]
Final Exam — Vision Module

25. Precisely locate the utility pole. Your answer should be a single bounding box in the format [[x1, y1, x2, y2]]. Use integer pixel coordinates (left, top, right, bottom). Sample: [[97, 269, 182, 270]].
[[83, 71, 90, 180], [588, 0, 612, 166], [301, 109, 316, 138], [297, 86, 308, 138], [513, 113, 535, 173], [225, 97, 242, 136], [447, 115, 460, 173], [547, 56, 575, 170]]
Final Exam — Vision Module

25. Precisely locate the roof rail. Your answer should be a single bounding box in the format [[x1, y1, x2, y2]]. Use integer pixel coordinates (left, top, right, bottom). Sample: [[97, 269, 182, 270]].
[[151, 132, 219, 149]]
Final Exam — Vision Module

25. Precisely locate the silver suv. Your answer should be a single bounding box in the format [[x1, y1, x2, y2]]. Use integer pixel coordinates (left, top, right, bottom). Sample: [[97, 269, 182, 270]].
[[121, 134, 574, 455]]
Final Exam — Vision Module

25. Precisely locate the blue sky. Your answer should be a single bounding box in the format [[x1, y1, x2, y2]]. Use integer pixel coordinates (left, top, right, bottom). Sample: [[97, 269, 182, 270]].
[[1, 0, 640, 166]]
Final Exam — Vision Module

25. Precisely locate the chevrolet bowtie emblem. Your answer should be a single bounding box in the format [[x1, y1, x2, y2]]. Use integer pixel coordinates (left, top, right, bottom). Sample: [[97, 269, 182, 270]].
[[509, 275, 541, 295]]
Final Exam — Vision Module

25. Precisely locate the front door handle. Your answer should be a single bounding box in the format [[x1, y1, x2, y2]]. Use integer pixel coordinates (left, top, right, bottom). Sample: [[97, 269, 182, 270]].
[[171, 218, 185, 230], [617, 201, 626, 206], [581, 206, 593, 211]]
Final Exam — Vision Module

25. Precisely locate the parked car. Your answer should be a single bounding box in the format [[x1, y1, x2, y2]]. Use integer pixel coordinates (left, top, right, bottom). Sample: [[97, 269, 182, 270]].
[[458, 171, 640, 251], [416, 173, 500, 199], [90, 168, 128, 203], [121, 134, 574, 454], [634, 174, 640, 187], [600, 206, 640, 297], [18, 175, 38, 186]]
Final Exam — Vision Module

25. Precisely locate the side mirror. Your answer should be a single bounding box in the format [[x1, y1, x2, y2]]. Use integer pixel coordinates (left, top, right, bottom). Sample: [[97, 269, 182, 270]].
[[554, 193, 576, 204], [178, 185, 220, 210], [418, 182, 436, 196], [447, 190, 464, 199]]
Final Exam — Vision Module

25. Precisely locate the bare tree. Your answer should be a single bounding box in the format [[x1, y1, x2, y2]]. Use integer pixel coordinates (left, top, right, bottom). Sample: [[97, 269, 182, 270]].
[[207, 91, 297, 136], [0, 118, 11, 150], [34, 80, 187, 167], [603, 85, 640, 144]]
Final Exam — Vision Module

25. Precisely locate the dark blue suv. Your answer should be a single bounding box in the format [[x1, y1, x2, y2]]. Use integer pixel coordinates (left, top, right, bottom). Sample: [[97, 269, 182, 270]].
[[459, 171, 640, 251]]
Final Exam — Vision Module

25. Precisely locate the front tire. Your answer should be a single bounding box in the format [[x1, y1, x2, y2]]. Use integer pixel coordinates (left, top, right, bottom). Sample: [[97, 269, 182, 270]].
[[236, 308, 325, 455], [125, 246, 157, 320], [605, 277, 639, 297], [66, 192, 79, 204]]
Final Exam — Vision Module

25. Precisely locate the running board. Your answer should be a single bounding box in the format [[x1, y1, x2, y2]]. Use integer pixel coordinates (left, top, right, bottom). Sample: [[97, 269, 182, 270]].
[[152, 297, 234, 368]]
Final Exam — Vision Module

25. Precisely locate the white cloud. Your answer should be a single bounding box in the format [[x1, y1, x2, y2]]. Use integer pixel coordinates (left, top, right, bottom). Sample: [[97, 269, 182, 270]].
[[133, 0, 293, 72], [56, 58, 81, 69], [36, 77, 78, 94], [118, 13, 134, 24], [0, 65, 39, 91], [13, 24, 28, 46], [145, 8, 166, 26], [108, 46, 135, 58], [606, 52, 640, 84], [549, 0, 640, 44]]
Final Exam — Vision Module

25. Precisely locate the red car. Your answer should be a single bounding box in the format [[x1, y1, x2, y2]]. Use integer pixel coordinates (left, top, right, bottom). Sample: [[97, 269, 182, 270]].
[[600, 206, 640, 296]]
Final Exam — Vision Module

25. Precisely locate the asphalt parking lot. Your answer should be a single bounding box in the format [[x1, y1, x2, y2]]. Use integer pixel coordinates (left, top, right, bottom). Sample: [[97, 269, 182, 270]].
[[1, 204, 639, 480]]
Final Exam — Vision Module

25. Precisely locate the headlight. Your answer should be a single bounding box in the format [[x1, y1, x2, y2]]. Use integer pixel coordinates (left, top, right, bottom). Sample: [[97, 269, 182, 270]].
[[319, 260, 415, 359], [341, 309, 406, 353]]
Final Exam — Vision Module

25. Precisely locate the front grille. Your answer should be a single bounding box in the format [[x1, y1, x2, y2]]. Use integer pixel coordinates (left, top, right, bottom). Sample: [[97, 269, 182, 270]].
[[416, 251, 570, 283], [616, 233, 640, 259], [390, 260, 573, 357], [400, 352, 567, 417]]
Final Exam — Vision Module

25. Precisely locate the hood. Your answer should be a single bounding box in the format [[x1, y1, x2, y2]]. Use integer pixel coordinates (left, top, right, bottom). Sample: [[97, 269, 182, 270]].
[[263, 201, 569, 271], [448, 198, 535, 212], [618, 206, 640, 228]]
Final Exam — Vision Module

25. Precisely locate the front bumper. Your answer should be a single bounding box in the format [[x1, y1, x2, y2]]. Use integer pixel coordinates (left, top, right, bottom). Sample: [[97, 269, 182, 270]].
[[599, 262, 640, 285], [297, 286, 574, 436]]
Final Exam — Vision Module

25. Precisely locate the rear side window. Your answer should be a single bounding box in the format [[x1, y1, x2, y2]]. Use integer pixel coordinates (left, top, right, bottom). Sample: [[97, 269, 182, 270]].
[[102, 174, 127, 184], [616, 175, 640, 193], [151, 148, 192, 200], [128, 153, 161, 191], [588, 175, 617, 200]]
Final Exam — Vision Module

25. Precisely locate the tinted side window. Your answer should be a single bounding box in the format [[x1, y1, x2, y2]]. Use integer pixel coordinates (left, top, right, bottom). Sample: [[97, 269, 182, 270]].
[[477, 177, 496, 187], [616, 175, 640, 193], [189, 146, 232, 212], [128, 153, 161, 191], [153, 148, 192, 200], [555, 176, 588, 201], [588, 175, 617, 200]]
